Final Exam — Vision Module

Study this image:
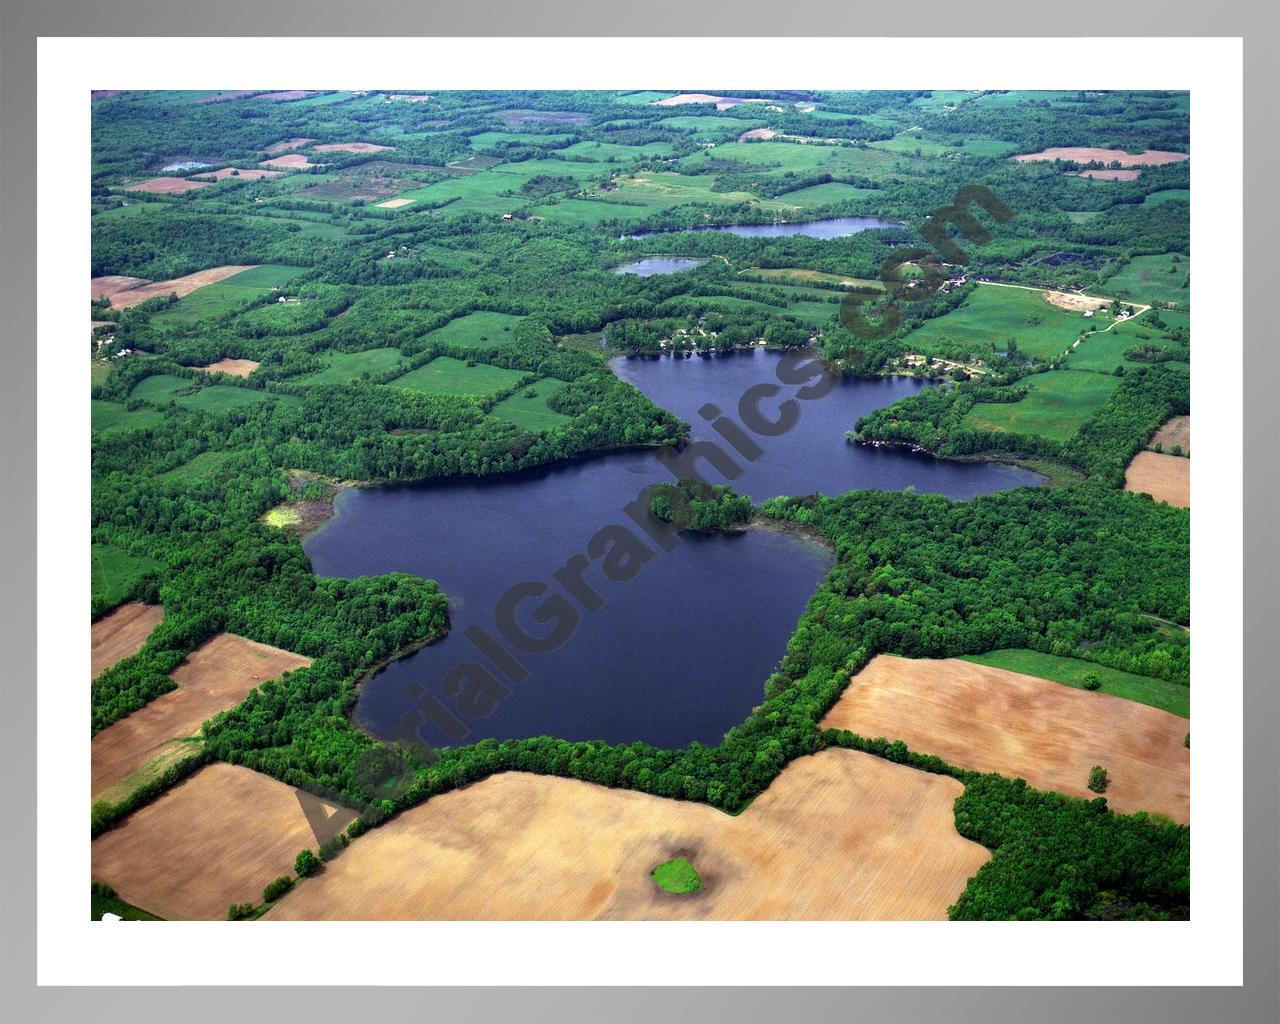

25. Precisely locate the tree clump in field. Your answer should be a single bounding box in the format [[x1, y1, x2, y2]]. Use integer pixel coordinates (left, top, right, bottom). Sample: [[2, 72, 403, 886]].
[[1087, 765, 1110, 793], [652, 857, 702, 895], [1082, 671, 1102, 691]]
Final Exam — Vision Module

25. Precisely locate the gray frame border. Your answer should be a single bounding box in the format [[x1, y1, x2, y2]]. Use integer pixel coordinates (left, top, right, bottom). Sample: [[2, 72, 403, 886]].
[[1, 2, 1275, 1022]]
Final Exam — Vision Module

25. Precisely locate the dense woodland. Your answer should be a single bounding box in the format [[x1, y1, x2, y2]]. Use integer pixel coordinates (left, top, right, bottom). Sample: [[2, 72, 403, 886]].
[[90, 88, 1191, 920]]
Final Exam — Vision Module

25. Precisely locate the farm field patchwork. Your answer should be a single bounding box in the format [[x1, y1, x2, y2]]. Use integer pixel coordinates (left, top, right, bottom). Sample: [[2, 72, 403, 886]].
[[960, 649, 1189, 718], [91, 400, 165, 435], [94, 265, 260, 310], [92, 763, 357, 920], [153, 264, 308, 324], [91, 634, 311, 801], [92, 602, 165, 680], [203, 357, 260, 377], [821, 655, 1189, 822], [266, 750, 989, 920]]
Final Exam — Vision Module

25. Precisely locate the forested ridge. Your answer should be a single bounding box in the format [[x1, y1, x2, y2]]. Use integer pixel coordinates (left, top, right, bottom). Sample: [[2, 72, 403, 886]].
[[89, 88, 1191, 920]]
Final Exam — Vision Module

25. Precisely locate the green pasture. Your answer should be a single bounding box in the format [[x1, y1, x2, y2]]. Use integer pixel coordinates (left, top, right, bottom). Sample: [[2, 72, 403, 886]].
[[91, 400, 165, 434], [154, 265, 308, 325], [388, 357, 530, 397], [527, 198, 656, 226], [92, 543, 164, 611], [490, 377, 573, 432], [774, 181, 881, 208], [1142, 189, 1190, 206], [159, 450, 233, 483], [427, 311, 523, 350], [296, 347, 410, 385], [900, 285, 1090, 361], [1066, 311, 1189, 373], [962, 369, 1121, 442], [1101, 254, 1190, 308], [130, 373, 297, 413]]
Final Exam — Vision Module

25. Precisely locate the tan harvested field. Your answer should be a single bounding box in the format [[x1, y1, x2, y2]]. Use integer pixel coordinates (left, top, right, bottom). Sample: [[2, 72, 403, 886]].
[[375, 197, 416, 209], [105, 265, 258, 310], [259, 153, 316, 170], [1150, 415, 1191, 453], [259, 90, 318, 102], [125, 176, 212, 195], [821, 655, 1190, 823], [312, 142, 395, 153], [654, 93, 762, 111], [91, 275, 150, 300], [92, 602, 164, 680], [1043, 289, 1110, 313], [1125, 451, 1190, 508], [203, 357, 260, 377], [738, 128, 777, 141], [91, 633, 310, 800], [1066, 169, 1143, 181], [267, 749, 988, 921], [195, 167, 283, 181], [744, 267, 883, 289], [92, 763, 358, 920], [1014, 146, 1189, 167], [261, 137, 316, 156]]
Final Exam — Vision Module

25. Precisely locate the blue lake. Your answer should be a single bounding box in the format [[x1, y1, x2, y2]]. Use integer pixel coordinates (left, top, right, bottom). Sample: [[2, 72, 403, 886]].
[[304, 349, 1042, 750]]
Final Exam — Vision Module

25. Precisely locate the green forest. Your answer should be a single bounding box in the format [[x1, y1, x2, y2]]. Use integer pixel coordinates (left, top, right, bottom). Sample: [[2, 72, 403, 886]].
[[90, 88, 1191, 921]]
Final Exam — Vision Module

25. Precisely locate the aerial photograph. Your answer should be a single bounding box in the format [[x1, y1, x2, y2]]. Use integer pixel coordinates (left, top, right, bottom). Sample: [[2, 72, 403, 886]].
[[88, 88, 1190, 923]]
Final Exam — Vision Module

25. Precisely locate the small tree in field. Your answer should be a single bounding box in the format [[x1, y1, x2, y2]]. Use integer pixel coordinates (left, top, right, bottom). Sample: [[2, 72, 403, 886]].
[[294, 848, 320, 878], [1087, 765, 1109, 793], [1082, 672, 1102, 691]]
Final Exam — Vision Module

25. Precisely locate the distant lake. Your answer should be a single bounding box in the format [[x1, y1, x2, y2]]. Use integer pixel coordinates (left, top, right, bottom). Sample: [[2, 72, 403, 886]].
[[623, 216, 902, 241], [613, 257, 707, 276], [305, 349, 1042, 751]]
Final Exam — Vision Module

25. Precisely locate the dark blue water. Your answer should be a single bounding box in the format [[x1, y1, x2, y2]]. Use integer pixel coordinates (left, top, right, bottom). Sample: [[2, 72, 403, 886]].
[[623, 215, 902, 241], [304, 349, 1042, 750], [613, 257, 706, 276]]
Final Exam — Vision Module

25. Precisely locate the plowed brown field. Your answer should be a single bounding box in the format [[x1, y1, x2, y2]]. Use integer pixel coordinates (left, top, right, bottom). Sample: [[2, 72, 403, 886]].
[[92, 764, 358, 920], [102, 265, 258, 310], [91, 633, 310, 800], [266, 749, 989, 921], [1125, 451, 1190, 508], [821, 655, 1189, 822], [92, 602, 163, 680]]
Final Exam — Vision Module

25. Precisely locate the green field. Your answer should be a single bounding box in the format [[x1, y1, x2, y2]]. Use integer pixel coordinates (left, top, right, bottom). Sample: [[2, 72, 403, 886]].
[[468, 131, 575, 150], [158, 450, 232, 483], [651, 857, 702, 895], [426, 311, 523, 350], [297, 347, 410, 385], [962, 369, 1120, 442], [154, 264, 309, 325], [1066, 311, 1189, 373], [527, 198, 656, 226], [557, 140, 675, 161], [1142, 189, 1190, 206], [869, 134, 958, 157], [655, 115, 746, 134], [901, 285, 1091, 361], [775, 181, 881, 208], [490, 377, 573, 432], [1102, 253, 1190, 308], [92, 543, 163, 610], [388, 357, 529, 397], [961, 649, 1189, 718], [615, 91, 672, 105], [679, 140, 913, 183], [91, 400, 165, 434], [130, 374, 296, 412]]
